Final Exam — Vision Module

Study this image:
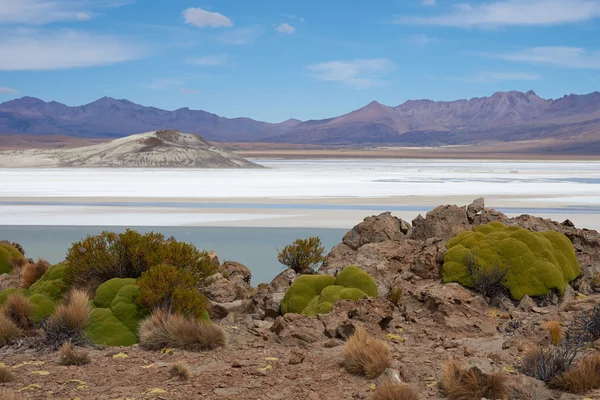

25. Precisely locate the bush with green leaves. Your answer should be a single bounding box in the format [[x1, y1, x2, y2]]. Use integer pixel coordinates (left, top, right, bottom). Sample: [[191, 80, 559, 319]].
[[280, 266, 378, 316], [442, 222, 580, 300], [0, 243, 25, 275], [65, 229, 216, 289], [277, 236, 325, 274]]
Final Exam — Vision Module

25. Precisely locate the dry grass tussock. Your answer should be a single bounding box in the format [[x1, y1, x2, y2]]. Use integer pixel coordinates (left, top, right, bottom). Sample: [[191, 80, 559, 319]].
[[139, 309, 225, 352], [22, 259, 50, 289], [551, 353, 600, 393], [169, 362, 190, 381], [440, 360, 508, 400], [342, 326, 391, 379], [0, 313, 22, 345], [372, 380, 419, 400], [2, 292, 32, 329], [44, 289, 91, 346], [0, 365, 16, 383], [542, 320, 561, 346], [57, 341, 91, 366]]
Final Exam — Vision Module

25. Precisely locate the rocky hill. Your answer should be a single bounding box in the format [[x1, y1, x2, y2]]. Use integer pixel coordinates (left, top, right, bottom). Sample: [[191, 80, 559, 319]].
[[0, 130, 261, 168]]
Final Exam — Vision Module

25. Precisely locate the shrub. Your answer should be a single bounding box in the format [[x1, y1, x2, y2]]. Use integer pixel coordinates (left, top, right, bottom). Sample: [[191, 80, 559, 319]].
[[169, 362, 190, 381], [65, 230, 215, 289], [568, 303, 600, 345], [442, 222, 580, 300], [440, 360, 508, 400], [0, 365, 16, 383], [372, 381, 419, 400], [57, 341, 91, 366], [463, 253, 508, 298], [138, 309, 225, 352], [22, 259, 51, 289], [44, 289, 91, 346], [342, 327, 391, 379], [281, 265, 377, 316], [542, 321, 562, 346], [277, 236, 325, 273], [2, 292, 32, 329], [137, 265, 208, 319], [0, 313, 22, 345], [519, 344, 578, 384], [551, 353, 600, 393]]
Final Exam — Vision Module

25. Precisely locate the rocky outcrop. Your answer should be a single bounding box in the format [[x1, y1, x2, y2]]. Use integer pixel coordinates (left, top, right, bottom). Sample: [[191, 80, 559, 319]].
[[411, 205, 471, 242], [342, 212, 411, 250], [318, 298, 394, 339], [204, 260, 252, 304], [270, 313, 327, 347]]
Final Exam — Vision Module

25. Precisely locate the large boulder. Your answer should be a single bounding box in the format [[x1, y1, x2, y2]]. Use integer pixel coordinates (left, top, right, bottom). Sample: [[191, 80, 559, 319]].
[[204, 272, 251, 303], [318, 297, 394, 339], [220, 261, 252, 283], [342, 212, 411, 250], [466, 197, 485, 223], [270, 313, 326, 347], [411, 205, 471, 242]]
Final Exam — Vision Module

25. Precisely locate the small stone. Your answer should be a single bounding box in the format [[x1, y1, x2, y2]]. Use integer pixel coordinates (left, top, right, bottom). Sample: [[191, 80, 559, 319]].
[[531, 307, 550, 314], [323, 339, 342, 348], [518, 295, 535, 312], [288, 349, 306, 365]]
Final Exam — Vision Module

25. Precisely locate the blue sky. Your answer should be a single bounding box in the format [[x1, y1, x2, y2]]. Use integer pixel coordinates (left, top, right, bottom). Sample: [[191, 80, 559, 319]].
[[0, 0, 599, 122]]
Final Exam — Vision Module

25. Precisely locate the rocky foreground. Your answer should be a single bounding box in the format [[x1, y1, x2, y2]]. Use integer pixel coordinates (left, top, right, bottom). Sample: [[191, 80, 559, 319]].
[[0, 130, 261, 168], [2, 198, 600, 399]]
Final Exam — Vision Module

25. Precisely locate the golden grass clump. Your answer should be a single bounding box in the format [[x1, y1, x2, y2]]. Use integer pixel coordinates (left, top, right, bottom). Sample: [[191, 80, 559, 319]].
[[22, 259, 50, 289], [542, 320, 562, 346], [44, 289, 91, 345], [440, 360, 508, 400], [0, 313, 22, 345], [550, 353, 600, 393], [57, 341, 91, 366], [0, 365, 16, 383], [169, 362, 191, 381], [138, 309, 225, 352], [342, 326, 392, 379], [372, 380, 419, 400], [2, 292, 32, 329]]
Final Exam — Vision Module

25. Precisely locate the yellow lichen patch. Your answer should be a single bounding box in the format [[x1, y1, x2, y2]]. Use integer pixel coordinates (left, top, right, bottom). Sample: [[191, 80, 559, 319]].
[[503, 366, 518, 374], [264, 357, 279, 361], [19, 384, 42, 391], [62, 380, 88, 390], [142, 388, 167, 395], [13, 361, 45, 369], [142, 363, 156, 369], [32, 370, 50, 375], [160, 348, 174, 355], [386, 333, 405, 343], [257, 365, 272, 372], [112, 352, 128, 359], [369, 383, 376, 390], [427, 381, 438, 387]]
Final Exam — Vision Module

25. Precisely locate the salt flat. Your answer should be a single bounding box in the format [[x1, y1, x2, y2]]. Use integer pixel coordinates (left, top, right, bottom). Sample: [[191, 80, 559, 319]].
[[0, 159, 599, 229]]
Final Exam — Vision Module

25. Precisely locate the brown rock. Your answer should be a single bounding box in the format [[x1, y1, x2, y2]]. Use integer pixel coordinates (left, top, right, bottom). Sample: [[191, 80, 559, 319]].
[[208, 250, 220, 268], [270, 314, 326, 346], [518, 295, 535, 312], [466, 197, 485, 223], [411, 205, 471, 242], [269, 268, 297, 293], [288, 348, 306, 365], [342, 212, 411, 250], [204, 273, 251, 303], [318, 298, 394, 339], [220, 260, 252, 283]]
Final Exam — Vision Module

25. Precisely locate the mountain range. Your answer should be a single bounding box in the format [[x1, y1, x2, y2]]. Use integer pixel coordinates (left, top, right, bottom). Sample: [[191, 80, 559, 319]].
[[1, 91, 599, 151]]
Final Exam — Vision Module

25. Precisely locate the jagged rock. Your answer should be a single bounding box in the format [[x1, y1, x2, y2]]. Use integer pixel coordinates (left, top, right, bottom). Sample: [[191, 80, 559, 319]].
[[342, 212, 411, 250], [318, 298, 394, 339], [466, 197, 485, 223], [472, 207, 510, 225], [204, 273, 251, 303], [288, 348, 306, 365], [220, 261, 252, 283], [375, 368, 403, 387], [208, 300, 244, 320], [518, 295, 535, 312], [411, 205, 471, 242], [269, 268, 298, 293], [270, 314, 326, 347], [208, 250, 220, 268]]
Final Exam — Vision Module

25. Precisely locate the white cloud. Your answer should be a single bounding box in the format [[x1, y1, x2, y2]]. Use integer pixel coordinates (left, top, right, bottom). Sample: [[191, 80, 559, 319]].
[[0, 0, 128, 25], [0, 29, 143, 71], [145, 78, 183, 90], [275, 23, 296, 34], [422, 0, 437, 6], [465, 72, 541, 83], [180, 88, 199, 94], [492, 46, 600, 69], [183, 7, 233, 28], [187, 55, 228, 66], [218, 26, 264, 45], [0, 87, 18, 94], [281, 13, 305, 22], [308, 58, 396, 89], [76, 12, 91, 21], [397, 0, 600, 27], [407, 34, 439, 46]]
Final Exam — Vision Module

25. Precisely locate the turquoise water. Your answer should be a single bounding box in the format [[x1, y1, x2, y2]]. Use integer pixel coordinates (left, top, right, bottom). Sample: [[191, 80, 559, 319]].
[[0, 226, 347, 285]]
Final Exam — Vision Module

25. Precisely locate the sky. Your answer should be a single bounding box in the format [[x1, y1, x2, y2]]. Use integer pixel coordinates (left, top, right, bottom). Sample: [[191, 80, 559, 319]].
[[0, 0, 599, 122]]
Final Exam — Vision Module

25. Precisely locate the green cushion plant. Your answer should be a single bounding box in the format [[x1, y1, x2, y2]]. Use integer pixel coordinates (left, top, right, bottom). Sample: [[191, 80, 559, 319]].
[[0, 243, 25, 275]]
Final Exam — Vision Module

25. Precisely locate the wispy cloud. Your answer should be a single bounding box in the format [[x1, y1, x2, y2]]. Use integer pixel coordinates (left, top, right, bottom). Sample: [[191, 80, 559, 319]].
[[0, 0, 130, 25], [422, 0, 437, 6], [281, 13, 305, 22], [308, 58, 396, 89], [407, 34, 439, 46], [145, 78, 183, 90], [460, 72, 541, 83], [186, 55, 228, 66], [218, 26, 264, 45], [490, 46, 600, 69], [275, 23, 296, 34], [397, 0, 600, 28], [183, 7, 233, 28], [180, 88, 199, 94], [0, 87, 18, 94], [0, 29, 143, 71]]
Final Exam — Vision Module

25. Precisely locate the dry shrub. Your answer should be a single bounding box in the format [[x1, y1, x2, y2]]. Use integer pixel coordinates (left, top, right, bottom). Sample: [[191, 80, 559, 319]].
[[464, 253, 508, 299], [342, 326, 391, 379], [2, 292, 32, 329], [542, 320, 562, 346], [568, 303, 600, 345], [57, 341, 91, 366], [169, 362, 190, 380], [440, 360, 508, 400], [44, 289, 91, 346], [0, 313, 22, 345], [0, 365, 16, 383], [22, 259, 50, 289], [372, 380, 419, 400], [519, 344, 578, 383], [551, 353, 600, 393], [139, 309, 225, 352]]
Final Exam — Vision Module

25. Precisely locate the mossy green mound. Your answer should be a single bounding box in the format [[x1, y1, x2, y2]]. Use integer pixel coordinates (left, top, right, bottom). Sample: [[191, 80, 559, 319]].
[[29, 263, 69, 301], [0, 243, 24, 275], [0, 287, 26, 306], [85, 278, 146, 346], [29, 294, 56, 323], [280, 266, 378, 316], [442, 222, 580, 300]]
